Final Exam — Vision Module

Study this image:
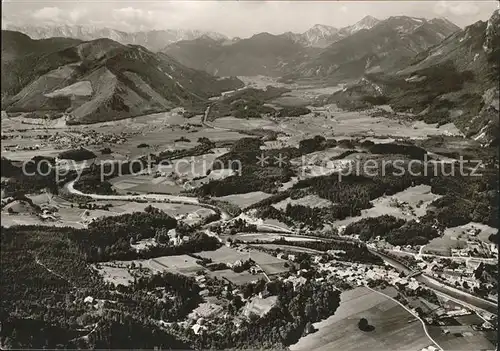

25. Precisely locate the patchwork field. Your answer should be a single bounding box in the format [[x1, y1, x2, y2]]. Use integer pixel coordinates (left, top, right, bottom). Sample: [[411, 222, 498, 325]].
[[148, 255, 202, 276], [210, 116, 278, 131], [275, 104, 462, 141], [428, 325, 496, 351], [2, 109, 245, 162], [233, 233, 319, 243], [197, 246, 288, 276], [207, 269, 266, 285], [290, 287, 436, 351]]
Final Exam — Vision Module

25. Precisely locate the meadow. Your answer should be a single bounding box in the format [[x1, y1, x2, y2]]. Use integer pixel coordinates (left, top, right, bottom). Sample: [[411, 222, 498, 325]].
[[332, 185, 441, 229], [290, 286, 436, 351], [424, 222, 497, 256]]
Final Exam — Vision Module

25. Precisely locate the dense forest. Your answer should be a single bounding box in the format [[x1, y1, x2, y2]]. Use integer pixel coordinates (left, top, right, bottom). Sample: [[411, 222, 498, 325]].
[[1, 221, 345, 350], [195, 136, 337, 197], [253, 160, 498, 231], [343, 215, 440, 246], [207, 86, 291, 121], [186, 280, 341, 349], [424, 170, 498, 227], [1, 223, 203, 349]]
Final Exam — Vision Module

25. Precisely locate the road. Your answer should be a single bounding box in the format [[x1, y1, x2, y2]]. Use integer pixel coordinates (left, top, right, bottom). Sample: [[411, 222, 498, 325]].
[[65, 179, 231, 221], [202, 105, 231, 131], [365, 286, 443, 351]]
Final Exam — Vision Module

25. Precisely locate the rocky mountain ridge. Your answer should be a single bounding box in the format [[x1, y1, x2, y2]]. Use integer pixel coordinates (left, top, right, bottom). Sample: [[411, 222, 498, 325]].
[[2, 24, 228, 52], [325, 10, 499, 145]]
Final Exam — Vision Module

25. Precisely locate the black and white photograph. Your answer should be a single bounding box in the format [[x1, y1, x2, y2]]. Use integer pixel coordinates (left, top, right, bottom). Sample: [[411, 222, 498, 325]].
[[0, 0, 498, 350]]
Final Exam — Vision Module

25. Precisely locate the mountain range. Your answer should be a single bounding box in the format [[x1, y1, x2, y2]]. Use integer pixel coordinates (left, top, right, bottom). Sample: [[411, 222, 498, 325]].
[[2, 11, 498, 145], [163, 32, 317, 77], [287, 16, 461, 82], [2, 24, 228, 52], [285, 15, 381, 48], [1, 31, 243, 124], [164, 15, 461, 80], [326, 10, 499, 144]]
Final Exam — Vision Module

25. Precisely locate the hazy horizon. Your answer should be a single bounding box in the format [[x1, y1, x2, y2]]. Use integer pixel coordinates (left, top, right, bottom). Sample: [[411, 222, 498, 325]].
[[2, 1, 499, 38]]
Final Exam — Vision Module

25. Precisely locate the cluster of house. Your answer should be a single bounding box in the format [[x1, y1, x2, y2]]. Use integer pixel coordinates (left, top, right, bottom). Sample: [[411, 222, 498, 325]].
[[450, 239, 497, 258], [276, 252, 297, 261], [427, 259, 496, 296], [166, 228, 190, 247], [39, 206, 59, 221], [314, 261, 423, 292], [3, 144, 41, 152], [420, 346, 439, 351]]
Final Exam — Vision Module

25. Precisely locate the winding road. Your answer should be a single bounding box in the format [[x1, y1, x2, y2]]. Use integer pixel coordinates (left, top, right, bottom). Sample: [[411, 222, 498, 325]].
[[365, 286, 443, 351], [65, 179, 231, 221]]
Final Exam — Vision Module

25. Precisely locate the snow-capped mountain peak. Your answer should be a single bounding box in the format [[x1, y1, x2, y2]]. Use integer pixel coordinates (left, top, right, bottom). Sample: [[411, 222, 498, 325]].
[[303, 24, 338, 41], [2, 24, 228, 51], [347, 15, 380, 34]]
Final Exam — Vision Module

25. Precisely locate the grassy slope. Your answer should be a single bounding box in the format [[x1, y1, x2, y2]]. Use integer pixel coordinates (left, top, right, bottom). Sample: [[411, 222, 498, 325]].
[[2, 33, 244, 124]]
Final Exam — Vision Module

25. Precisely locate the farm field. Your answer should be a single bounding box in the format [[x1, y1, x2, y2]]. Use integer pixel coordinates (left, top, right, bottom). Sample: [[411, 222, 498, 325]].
[[1, 212, 86, 228], [97, 255, 204, 282], [197, 246, 288, 276], [109, 148, 231, 194], [270, 85, 344, 107], [93, 263, 134, 286], [275, 104, 462, 141], [216, 191, 273, 209], [423, 222, 498, 256], [1, 196, 216, 228], [149, 255, 203, 276], [2, 109, 244, 162], [290, 147, 354, 166], [270, 95, 310, 107], [1, 145, 65, 161], [232, 232, 319, 243], [249, 243, 323, 254], [170, 150, 229, 176], [207, 269, 266, 285], [428, 325, 496, 351], [259, 218, 293, 232], [289, 286, 436, 351], [210, 116, 278, 131]]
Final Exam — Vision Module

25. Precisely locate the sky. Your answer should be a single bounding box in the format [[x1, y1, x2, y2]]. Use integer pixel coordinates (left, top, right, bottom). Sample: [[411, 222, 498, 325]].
[[2, 1, 499, 37]]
